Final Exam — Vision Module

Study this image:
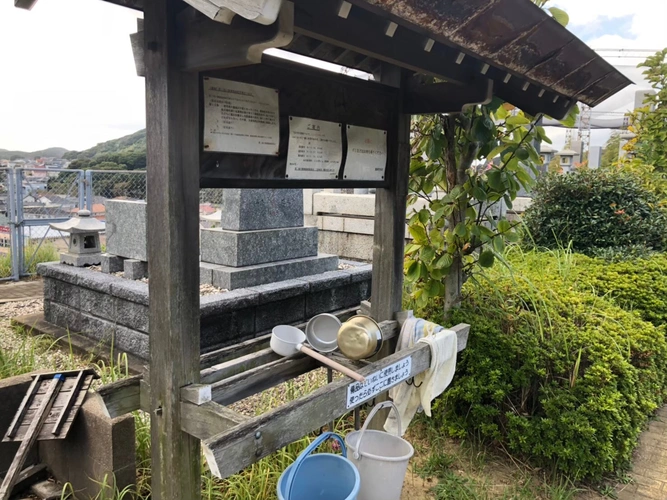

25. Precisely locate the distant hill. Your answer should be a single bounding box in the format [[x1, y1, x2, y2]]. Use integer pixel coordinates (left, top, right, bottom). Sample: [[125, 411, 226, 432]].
[[64, 129, 146, 171], [0, 147, 69, 160]]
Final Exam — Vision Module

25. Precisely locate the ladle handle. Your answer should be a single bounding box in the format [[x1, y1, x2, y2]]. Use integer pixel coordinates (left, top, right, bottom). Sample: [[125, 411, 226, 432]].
[[298, 345, 366, 383]]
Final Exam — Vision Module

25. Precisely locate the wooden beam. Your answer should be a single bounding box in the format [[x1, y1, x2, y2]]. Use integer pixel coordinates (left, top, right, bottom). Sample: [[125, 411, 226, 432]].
[[181, 401, 249, 440], [144, 0, 201, 497], [175, 3, 293, 72], [202, 324, 471, 479], [211, 356, 318, 406], [201, 348, 281, 385], [405, 79, 493, 115], [181, 384, 212, 405], [94, 375, 142, 419]]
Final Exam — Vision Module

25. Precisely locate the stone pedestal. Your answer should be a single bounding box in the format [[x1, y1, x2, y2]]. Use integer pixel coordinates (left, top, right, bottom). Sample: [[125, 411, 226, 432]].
[[201, 189, 338, 289]]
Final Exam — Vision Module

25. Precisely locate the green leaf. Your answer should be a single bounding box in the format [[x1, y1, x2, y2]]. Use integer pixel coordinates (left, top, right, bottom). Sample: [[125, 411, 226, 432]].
[[434, 253, 454, 270], [454, 223, 468, 238], [487, 170, 505, 191], [418, 209, 430, 225], [472, 186, 487, 201], [406, 260, 420, 281], [421, 245, 436, 263], [516, 148, 529, 161], [479, 250, 495, 268], [506, 115, 531, 126], [493, 236, 505, 254], [498, 220, 511, 233], [548, 6, 569, 27], [409, 224, 427, 243]]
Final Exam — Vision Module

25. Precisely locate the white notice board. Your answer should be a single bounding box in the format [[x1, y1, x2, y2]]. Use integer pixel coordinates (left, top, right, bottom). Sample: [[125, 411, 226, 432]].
[[203, 77, 280, 156], [343, 125, 388, 181], [346, 357, 412, 409], [285, 117, 343, 180]]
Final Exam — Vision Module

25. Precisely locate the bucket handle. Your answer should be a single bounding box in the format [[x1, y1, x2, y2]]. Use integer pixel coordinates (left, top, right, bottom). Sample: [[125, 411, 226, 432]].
[[354, 401, 402, 460], [285, 432, 347, 500]]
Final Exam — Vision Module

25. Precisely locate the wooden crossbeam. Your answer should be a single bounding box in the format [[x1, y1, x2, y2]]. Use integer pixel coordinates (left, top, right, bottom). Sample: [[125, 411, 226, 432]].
[[181, 401, 249, 440]]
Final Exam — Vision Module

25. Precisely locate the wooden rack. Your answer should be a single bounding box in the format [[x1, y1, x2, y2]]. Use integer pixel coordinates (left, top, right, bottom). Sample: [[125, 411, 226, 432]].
[[96, 320, 469, 479]]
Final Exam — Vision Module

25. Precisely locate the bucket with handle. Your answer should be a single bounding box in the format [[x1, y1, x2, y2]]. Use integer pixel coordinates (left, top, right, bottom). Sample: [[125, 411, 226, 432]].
[[345, 401, 414, 500], [277, 432, 361, 500]]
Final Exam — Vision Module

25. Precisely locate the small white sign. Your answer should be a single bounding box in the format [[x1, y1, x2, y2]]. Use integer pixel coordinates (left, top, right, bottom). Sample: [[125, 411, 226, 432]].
[[344, 125, 388, 181], [346, 357, 412, 409], [203, 77, 280, 156], [286, 117, 343, 179]]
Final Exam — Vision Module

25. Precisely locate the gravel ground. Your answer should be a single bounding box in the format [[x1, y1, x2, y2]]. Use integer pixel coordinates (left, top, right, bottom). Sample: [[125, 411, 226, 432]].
[[0, 299, 91, 375]]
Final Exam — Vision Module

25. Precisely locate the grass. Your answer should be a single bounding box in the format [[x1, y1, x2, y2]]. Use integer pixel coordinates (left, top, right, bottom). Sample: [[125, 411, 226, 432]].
[[0, 241, 59, 278]]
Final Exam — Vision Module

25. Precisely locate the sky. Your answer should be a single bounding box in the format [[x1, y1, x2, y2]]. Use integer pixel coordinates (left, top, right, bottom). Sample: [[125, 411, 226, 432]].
[[0, 0, 666, 153]]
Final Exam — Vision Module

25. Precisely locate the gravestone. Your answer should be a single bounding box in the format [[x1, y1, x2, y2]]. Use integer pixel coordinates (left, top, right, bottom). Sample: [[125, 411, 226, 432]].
[[201, 189, 338, 288], [105, 200, 147, 261]]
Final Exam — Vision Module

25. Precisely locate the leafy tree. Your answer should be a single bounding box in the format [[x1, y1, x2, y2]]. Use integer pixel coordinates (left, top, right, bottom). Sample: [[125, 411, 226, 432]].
[[626, 48, 667, 171], [599, 133, 620, 168]]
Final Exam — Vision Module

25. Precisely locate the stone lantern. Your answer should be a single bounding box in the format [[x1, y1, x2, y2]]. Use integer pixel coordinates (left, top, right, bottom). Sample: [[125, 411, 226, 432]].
[[49, 209, 105, 267]]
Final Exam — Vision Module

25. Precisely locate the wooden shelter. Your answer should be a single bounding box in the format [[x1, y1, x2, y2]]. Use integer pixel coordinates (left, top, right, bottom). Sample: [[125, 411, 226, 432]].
[[14, 0, 630, 499]]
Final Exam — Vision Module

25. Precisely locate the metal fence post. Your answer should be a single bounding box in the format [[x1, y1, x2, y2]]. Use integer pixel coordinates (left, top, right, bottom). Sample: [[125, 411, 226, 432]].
[[85, 170, 93, 211], [16, 169, 26, 277]]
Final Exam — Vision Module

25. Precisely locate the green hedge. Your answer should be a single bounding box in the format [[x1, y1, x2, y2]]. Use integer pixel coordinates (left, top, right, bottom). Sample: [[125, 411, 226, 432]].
[[523, 169, 667, 254], [423, 250, 667, 479]]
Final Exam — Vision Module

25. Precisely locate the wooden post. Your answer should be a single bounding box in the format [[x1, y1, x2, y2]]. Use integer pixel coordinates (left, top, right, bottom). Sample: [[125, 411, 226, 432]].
[[144, 0, 201, 498], [369, 64, 410, 429]]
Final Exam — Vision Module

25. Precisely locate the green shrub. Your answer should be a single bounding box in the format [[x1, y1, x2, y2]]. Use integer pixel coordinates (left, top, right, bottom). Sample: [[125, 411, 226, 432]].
[[523, 169, 667, 254], [422, 250, 667, 480], [576, 253, 667, 328]]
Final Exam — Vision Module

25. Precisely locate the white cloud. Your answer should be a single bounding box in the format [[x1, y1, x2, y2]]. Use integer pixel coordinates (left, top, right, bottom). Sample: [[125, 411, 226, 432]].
[[0, 0, 143, 152]]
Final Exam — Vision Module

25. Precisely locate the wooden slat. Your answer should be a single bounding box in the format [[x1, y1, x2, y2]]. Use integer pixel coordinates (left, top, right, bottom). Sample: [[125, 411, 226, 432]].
[[4, 375, 40, 439], [52, 371, 85, 436], [200, 348, 281, 385], [200, 334, 272, 370], [181, 401, 249, 441], [0, 376, 62, 500], [211, 356, 318, 406], [144, 0, 202, 496]]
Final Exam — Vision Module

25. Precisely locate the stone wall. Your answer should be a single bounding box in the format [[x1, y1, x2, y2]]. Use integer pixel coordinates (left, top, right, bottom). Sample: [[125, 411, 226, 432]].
[[39, 261, 372, 357]]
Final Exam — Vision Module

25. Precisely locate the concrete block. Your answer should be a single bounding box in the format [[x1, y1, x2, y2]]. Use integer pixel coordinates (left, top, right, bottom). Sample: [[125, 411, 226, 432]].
[[77, 269, 117, 294], [43, 278, 80, 309], [321, 216, 345, 232], [200, 309, 256, 352], [200, 262, 217, 285], [342, 264, 372, 283], [110, 279, 149, 306], [38, 263, 88, 285], [200, 226, 318, 267], [80, 287, 115, 320], [101, 253, 124, 274], [210, 254, 339, 290], [200, 288, 259, 317], [220, 189, 303, 231], [60, 252, 102, 267], [80, 313, 149, 360], [39, 395, 135, 500], [48, 302, 82, 333], [306, 281, 371, 317], [0, 373, 39, 477], [314, 192, 376, 217], [124, 259, 147, 280], [106, 199, 147, 261], [255, 295, 305, 331], [115, 298, 149, 333], [317, 231, 375, 262], [248, 279, 309, 304], [300, 270, 350, 292], [342, 217, 375, 235]]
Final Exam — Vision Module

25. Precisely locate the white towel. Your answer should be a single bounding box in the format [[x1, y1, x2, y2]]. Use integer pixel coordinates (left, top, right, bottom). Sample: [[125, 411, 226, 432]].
[[385, 323, 457, 435]]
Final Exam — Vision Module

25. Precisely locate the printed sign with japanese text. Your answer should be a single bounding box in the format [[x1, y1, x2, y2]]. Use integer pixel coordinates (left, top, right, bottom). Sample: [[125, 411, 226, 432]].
[[203, 77, 279, 156], [285, 117, 343, 179], [346, 357, 412, 409], [343, 125, 388, 181]]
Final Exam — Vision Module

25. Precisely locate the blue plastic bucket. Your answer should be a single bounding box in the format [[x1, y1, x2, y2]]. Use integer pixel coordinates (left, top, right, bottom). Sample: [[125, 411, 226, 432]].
[[277, 432, 360, 500]]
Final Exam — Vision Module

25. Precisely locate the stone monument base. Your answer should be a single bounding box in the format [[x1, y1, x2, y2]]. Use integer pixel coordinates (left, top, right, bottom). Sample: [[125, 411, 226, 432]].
[[60, 252, 102, 267], [38, 261, 371, 359]]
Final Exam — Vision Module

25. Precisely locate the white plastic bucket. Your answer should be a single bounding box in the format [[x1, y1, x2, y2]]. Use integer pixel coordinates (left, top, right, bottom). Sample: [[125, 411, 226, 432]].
[[345, 402, 414, 500]]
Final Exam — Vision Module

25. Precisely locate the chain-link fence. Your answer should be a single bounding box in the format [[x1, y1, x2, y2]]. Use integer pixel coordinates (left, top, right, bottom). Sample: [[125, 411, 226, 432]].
[[0, 168, 12, 280], [1, 167, 226, 280]]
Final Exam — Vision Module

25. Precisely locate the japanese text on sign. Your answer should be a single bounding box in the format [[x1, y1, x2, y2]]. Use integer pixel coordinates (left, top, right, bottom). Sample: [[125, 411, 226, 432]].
[[285, 117, 343, 179], [203, 77, 279, 156], [343, 125, 388, 181], [346, 357, 412, 409]]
